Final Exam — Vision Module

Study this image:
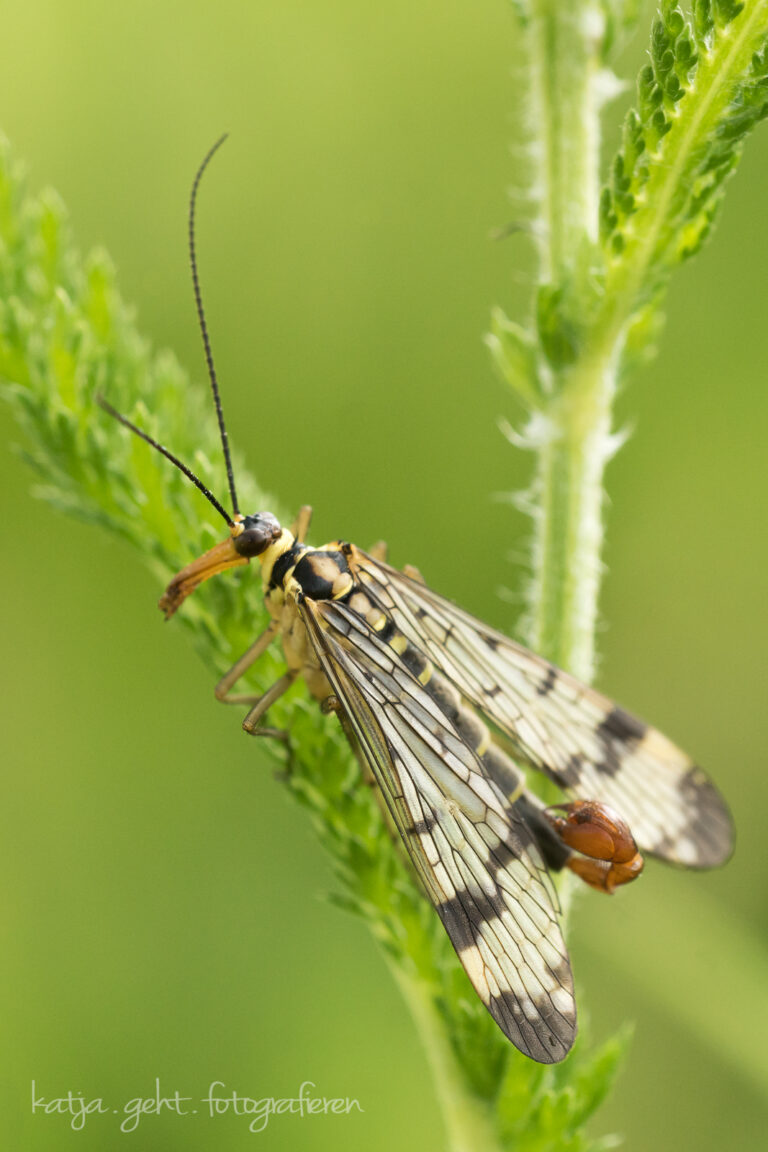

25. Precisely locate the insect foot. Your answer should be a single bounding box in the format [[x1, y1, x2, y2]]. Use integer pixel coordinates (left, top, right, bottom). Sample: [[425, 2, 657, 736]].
[[544, 800, 644, 894]]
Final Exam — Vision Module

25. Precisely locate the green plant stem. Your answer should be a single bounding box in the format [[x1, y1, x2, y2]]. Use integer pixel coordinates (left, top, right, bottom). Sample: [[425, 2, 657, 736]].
[[387, 962, 503, 1152], [528, 351, 618, 684], [525, 0, 768, 686], [525, 1, 609, 683], [528, 0, 603, 280]]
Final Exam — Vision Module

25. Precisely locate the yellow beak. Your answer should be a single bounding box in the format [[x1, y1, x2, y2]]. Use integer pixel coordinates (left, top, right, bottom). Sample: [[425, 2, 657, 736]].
[[159, 535, 248, 618]]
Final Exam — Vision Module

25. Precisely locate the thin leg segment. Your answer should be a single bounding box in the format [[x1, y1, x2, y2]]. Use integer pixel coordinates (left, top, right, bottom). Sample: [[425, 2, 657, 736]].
[[243, 673, 297, 735], [215, 622, 279, 705], [291, 505, 313, 543]]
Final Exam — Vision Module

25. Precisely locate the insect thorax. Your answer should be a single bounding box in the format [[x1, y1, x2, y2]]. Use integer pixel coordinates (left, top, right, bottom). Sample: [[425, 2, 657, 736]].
[[260, 533, 354, 608], [259, 534, 356, 693]]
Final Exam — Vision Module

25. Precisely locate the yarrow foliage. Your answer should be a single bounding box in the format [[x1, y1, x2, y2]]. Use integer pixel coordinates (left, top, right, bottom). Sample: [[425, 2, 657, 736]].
[[493, 2, 768, 418], [602, 1, 768, 284]]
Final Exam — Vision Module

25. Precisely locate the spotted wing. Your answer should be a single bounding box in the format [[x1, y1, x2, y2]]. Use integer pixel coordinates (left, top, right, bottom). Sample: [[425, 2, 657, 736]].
[[352, 551, 733, 869], [300, 594, 576, 1063]]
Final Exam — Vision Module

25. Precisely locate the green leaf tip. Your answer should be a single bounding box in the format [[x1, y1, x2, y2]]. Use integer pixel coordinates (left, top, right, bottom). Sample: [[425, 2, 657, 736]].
[[486, 307, 542, 408], [602, 1, 768, 304]]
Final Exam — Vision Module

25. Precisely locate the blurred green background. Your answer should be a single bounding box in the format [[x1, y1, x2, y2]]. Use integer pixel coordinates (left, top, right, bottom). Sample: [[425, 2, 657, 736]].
[[2, 2, 767, 1149]]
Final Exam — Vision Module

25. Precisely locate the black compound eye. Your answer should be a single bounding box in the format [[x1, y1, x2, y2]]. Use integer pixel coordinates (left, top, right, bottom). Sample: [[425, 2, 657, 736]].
[[233, 512, 282, 558]]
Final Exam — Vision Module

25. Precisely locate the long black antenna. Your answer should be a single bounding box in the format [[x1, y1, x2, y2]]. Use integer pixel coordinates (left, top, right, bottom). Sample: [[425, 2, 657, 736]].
[[97, 396, 234, 528], [188, 133, 240, 517]]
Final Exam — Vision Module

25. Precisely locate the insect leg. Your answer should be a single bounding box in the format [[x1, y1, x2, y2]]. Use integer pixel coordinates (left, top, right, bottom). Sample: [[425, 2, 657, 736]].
[[367, 540, 388, 562], [402, 563, 425, 584], [214, 622, 280, 705], [290, 505, 313, 543], [242, 672, 297, 736]]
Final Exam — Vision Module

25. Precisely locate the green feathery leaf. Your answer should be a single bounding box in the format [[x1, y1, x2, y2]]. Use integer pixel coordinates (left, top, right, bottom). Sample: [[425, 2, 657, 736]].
[[602, 1, 768, 302]]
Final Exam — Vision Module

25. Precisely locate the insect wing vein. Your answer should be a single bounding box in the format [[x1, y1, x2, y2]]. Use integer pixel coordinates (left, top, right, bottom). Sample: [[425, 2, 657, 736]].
[[355, 552, 733, 869], [299, 595, 576, 1063]]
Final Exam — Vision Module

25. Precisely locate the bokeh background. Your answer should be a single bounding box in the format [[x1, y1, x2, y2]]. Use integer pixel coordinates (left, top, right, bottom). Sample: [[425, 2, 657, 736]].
[[2, 2, 767, 1149]]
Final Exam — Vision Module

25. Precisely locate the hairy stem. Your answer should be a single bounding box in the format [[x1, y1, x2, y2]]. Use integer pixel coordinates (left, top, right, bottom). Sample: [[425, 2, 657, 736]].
[[525, 1, 611, 683], [528, 350, 619, 683], [528, 0, 603, 279], [523, 0, 768, 681]]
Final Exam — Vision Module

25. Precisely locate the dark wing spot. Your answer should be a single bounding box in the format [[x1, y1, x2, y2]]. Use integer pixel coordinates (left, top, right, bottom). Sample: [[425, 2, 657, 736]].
[[677, 765, 735, 867], [412, 815, 435, 837], [598, 706, 647, 744], [594, 707, 647, 778], [537, 665, 558, 697], [553, 754, 585, 788]]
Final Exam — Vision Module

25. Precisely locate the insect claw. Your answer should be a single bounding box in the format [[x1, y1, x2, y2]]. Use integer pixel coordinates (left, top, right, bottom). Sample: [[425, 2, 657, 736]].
[[243, 723, 290, 742]]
